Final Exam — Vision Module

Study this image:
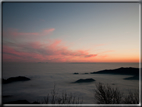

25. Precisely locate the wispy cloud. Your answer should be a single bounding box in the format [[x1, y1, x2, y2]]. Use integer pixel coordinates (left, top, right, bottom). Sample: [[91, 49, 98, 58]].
[[3, 39, 98, 62], [3, 28, 115, 62]]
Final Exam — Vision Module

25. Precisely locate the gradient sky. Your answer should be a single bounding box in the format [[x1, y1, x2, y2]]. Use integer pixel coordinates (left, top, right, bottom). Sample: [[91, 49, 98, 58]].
[[2, 2, 140, 63]]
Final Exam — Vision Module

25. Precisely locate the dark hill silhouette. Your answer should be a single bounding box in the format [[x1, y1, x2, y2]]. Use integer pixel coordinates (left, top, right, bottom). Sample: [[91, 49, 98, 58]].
[[90, 67, 139, 80], [90, 67, 139, 75], [73, 73, 79, 74], [73, 78, 95, 83], [2, 76, 31, 84]]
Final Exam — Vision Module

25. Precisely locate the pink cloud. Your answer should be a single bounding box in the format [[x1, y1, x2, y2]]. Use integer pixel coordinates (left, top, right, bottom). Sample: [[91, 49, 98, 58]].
[[3, 45, 46, 62], [3, 39, 98, 62], [42, 28, 55, 35], [48, 40, 62, 49], [84, 54, 97, 58]]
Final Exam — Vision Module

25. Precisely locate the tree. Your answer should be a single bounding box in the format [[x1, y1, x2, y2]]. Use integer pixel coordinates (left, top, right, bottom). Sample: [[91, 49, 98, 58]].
[[94, 82, 139, 104]]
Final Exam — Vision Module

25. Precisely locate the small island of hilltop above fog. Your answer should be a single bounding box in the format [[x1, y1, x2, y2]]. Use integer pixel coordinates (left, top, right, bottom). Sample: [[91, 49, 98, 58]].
[[90, 67, 139, 75], [90, 67, 140, 80], [2, 76, 31, 84]]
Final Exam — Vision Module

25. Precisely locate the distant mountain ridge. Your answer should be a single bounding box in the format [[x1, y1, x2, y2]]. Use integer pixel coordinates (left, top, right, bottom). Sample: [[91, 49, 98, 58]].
[[2, 76, 31, 84], [90, 67, 139, 76]]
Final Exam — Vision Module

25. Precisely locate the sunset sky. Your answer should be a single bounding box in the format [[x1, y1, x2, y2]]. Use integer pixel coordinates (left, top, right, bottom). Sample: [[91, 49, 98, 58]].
[[2, 3, 140, 63]]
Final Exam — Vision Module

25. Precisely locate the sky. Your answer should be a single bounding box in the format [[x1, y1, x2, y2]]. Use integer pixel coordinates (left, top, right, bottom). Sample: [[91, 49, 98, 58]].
[[2, 2, 140, 63]]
